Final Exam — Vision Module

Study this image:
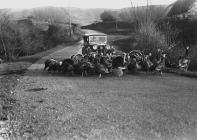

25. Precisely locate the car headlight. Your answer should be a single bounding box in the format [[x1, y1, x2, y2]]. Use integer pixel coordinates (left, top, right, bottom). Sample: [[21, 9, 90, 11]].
[[93, 45, 97, 50], [106, 45, 110, 50]]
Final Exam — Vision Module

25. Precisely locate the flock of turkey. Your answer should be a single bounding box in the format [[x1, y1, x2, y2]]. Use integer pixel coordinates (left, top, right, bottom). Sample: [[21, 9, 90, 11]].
[[43, 49, 168, 78]]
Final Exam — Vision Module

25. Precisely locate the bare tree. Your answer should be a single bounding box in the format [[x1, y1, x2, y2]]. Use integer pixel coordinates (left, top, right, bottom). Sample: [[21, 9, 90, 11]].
[[0, 11, 21, 60], [0, 11, 10, 60]]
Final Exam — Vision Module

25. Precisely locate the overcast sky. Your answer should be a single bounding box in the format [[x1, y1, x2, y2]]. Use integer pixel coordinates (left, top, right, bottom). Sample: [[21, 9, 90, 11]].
[[0, 0, 177, 9]]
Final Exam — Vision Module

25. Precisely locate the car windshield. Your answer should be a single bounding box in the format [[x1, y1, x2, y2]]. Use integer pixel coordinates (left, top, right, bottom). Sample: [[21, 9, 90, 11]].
[[89, 36, 107, 44]]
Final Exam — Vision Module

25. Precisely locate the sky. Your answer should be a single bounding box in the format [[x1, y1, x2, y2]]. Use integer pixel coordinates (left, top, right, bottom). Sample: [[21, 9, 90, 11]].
[[0, 0, 177, 9]]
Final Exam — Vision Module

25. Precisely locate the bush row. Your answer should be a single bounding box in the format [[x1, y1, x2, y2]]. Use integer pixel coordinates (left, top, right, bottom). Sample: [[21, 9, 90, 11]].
[[0, 18, 82, 61]]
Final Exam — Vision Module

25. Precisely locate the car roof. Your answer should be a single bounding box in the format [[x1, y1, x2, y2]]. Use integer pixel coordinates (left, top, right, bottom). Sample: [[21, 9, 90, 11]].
[[84, 33, 107, 36]]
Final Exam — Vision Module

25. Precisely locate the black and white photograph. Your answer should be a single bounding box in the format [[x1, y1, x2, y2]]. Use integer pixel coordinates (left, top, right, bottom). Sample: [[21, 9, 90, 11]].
[[0, 0, 197, 139]]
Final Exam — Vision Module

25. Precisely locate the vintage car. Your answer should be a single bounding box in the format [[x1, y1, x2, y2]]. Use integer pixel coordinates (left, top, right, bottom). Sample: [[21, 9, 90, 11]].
[[82, 33, 114, 55]]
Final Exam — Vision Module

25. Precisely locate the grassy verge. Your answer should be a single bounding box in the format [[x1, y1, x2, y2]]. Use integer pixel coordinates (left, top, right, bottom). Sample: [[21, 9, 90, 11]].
[[164, 68, 197, 78], [178, 71, 197, 78], [0, 41, 79, 139]]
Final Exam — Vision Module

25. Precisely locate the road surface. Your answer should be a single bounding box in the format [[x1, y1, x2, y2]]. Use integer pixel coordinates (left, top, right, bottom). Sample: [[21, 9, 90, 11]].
[[13, 30, 197, 140]]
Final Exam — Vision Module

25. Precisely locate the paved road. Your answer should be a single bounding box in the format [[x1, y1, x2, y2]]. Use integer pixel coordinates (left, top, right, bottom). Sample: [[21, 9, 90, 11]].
[[13, 30, 197, 140]]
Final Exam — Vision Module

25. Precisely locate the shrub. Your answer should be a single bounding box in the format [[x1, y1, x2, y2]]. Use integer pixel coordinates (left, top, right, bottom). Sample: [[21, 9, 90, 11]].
[[18, 25, 45, 56], [0, 12, 22, 61], [44, 24, 82, 48], [135, 21, 168, 54], [100, 11, 115, 22]]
